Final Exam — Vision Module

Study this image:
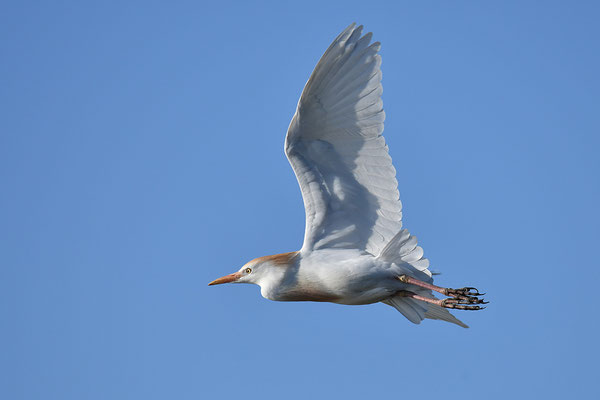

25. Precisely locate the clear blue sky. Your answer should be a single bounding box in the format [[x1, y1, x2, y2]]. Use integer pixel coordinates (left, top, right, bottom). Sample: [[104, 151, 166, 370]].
[[2, 1, 599, 399]]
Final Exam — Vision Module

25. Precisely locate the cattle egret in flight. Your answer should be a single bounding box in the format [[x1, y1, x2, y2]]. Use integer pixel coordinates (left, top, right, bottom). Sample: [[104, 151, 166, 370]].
[[209, 23, 486, 327]]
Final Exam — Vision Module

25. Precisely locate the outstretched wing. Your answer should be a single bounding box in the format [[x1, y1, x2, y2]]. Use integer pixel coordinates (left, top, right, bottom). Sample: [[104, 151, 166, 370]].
[[285, 24, 403, 256]]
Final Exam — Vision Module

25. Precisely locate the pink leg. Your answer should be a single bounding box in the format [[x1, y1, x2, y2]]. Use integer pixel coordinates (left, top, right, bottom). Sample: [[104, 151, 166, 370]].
[[398, 291, 486, 310], [397, 275, 487, 310]]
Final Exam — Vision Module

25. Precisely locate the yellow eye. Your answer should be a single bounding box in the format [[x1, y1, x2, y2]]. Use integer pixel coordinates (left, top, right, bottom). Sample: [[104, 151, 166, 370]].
[[245, 268, 252, 274]]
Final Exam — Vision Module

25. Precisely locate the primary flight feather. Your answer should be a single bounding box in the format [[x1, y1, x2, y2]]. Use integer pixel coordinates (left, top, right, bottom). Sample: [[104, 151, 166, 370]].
[[209, 23, 486, 327]]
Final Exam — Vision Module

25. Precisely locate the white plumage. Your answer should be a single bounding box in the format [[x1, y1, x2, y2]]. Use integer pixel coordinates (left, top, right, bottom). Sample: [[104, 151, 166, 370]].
[[286, 25, 402, 258], [209, 24, 486, 328]]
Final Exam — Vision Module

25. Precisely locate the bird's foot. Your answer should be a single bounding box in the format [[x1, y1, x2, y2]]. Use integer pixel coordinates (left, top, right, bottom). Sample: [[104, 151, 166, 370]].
[[440, 297, 487, 310], [446, 286, 484, 298], [397, 290, 488, 311], [397, 275, 488, 311], [445, 287, 487, 306]]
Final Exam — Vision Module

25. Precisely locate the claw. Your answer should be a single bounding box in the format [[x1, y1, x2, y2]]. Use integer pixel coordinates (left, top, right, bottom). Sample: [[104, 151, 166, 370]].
[[466, 298, 487, 304], [446, 286, 486, 300], [460, 296, 484, 304], [446, 298, 486, 305], [441, 298, 487, 310], [459, 287, 482, 296]]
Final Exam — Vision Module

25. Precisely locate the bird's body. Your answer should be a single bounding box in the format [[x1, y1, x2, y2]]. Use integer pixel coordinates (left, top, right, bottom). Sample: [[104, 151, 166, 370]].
[[209, 23, 486, 327], [258, 250, 394, 305]]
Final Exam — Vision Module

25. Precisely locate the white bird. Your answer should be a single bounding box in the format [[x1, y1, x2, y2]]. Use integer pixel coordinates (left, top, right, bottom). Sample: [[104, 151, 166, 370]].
[[209, 23, 486, 327]]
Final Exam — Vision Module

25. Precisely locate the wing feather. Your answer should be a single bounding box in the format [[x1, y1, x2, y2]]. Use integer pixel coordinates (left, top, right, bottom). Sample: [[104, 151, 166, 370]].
[[285, 24, 408, 258]]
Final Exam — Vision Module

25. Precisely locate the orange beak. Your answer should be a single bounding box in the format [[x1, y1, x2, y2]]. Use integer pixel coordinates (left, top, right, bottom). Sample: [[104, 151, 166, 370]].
[[208, 271, 242, 286]]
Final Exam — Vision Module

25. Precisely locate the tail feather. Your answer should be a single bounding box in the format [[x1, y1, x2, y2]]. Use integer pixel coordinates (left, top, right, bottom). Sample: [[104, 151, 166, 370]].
[[382, 291, 469, 328], [424, 303, 469, 328], [382, 297, 427, 325], [378, 229, 430, 275]]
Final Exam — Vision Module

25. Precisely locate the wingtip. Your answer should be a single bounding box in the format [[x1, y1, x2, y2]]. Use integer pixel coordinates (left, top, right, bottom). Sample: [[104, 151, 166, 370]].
[[349, 24, 375, 43], [342, 22, 357, 33]]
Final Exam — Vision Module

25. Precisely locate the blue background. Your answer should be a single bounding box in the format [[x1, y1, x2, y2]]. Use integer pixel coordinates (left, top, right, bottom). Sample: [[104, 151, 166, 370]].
[[2, 1, 599, 399]]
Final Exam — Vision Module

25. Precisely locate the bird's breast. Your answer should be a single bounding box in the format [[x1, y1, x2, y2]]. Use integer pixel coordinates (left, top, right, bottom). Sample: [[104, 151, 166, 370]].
[[271, 286, 343, 303]]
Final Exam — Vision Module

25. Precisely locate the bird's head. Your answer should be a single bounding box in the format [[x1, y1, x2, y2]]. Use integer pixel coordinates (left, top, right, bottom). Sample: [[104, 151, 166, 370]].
[[208, 251, 298, 287]]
